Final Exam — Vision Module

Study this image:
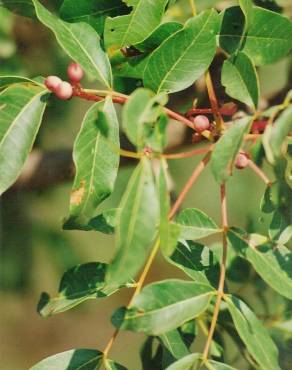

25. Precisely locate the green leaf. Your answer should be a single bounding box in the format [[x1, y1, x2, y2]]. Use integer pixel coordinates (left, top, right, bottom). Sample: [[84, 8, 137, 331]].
[[113, 279, 214, 335], [32, 0, 112, 88], [206, 360, 238, 370], [0, 83, 48, 195], [104, 360, 128, 370], [221, 51, 259, 110], [60, 0, 129, 35], [210, 117, 251, 183], [0, 0, 35, 18], [104, 0, 169, 50], [30, 349, 103, 370], [88, 209, 118, 234], [165, 353, 201, 370], [37, 262, 118, 317], [239, 0, 254, 28], [263, 107, 292, 164], [228, 228, 292, 300], [0, 75, 42, 90], [219, 6, 292, 66], [158, 159, 180, 256], [63, 98, 119, 229], [135, 21, 183, 52], [106, 157, 159, 287], [260, 185, 276, 214], [160, 329, 190, 360], [168, 241, 220, 287], [113, 54, 150, 79], [122, 88, 167, 149], [144, 9, 219, 94], [269, 210, 292, 244], [174, 208, 220, 241], [225, 295, 281, 370]]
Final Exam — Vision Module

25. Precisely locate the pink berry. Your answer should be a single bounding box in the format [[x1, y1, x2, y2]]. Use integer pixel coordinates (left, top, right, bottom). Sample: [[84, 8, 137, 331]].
[[44, 76, 62, 92], [67, 62, 84, 83], [54, 81, 73, 100], [220, 102, 238, 116], [235, 152, 249, 170], [191, 115, 210, 132]]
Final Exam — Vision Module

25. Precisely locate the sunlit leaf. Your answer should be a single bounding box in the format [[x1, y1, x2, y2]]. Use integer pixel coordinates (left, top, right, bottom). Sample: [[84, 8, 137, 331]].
[[30, 349, 103, 370], [144, 9, 219, 93], [113, 279, 214, 335], [165, 353, 201, 370]]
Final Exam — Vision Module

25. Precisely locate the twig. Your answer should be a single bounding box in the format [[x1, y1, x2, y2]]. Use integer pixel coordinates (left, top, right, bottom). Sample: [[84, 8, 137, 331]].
[[248, 160, 272, 186], [103, 150, 212, 360], [202, 184, 228, 361]]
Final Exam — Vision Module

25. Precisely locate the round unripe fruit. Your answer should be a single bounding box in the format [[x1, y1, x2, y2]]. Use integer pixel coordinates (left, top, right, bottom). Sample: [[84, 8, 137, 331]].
[[191, 115, 210, 132], [55, 81, 73, 100], [235, 152, 249, 170], [45, 76, 62, 92], [67, 62, 84, 83]]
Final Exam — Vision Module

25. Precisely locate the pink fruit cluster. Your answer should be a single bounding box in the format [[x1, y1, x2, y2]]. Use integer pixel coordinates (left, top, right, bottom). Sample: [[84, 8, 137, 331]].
[[44, 62, 84, 100]]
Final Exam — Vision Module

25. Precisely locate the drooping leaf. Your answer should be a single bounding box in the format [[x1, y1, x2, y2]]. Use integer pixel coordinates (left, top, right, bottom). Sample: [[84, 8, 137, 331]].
[[174, 208, 220, 241], [158, 159, 180, 256], [269, 210, 292, 245], [64, 98, 120, 229], [37, 262, 119, 317], [165, 353, 201, 370], [113, 279, 214, 335], [88, 209, 118, 234], [60, 0, 129, 35], [104, 359, 128, 370], [159, 330, 190, 360], [32, 0, 112, 88], [263, 107, 292, 164], [122, 88, 167, 150], [0, 83, 48, 195], [144, 9, 219, 93], [219, 6, 292, 66], [239, 0, 254, 28], [135, 21, 183, 52], [140, 336, 164, 370], [106, 157, 159, 287], [104, 0, 169, 50], [260, 185, 276, 214], [228, 228, 292, 300], [210, 117, 251, 183], [30, 349, 103, 370], [168, 241, 220, 287], [221, 51, 259, 110], [0, 0, 35, 18], [206, 359, 238, 370], [225, 295, 281, 370]]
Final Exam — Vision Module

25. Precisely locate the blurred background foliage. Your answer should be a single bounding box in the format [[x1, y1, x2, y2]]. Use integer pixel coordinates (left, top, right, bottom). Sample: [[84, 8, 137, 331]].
[[0, 1, 291, 369]]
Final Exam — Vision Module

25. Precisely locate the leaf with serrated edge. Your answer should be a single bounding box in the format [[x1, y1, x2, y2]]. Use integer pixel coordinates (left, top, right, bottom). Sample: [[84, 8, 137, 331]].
[[114, 279, 214, 335], [0, 83, 48, 195], [29, 349, 103, 370], [32, 0, 112, 87], [219, 6, 292, 66], [228, 228, 292, 300], [106, 157, 159, 287], [144, 9, 219, 93], [64, 98, 119, 229], [222, 51, 259, 110], [210, 117, 251, 183], [104, 0, 169, 50], [225, 295, 281, 370]]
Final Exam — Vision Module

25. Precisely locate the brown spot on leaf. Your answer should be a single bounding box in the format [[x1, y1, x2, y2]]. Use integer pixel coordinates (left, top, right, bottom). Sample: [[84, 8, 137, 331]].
[[70, 180, 86, 205]]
